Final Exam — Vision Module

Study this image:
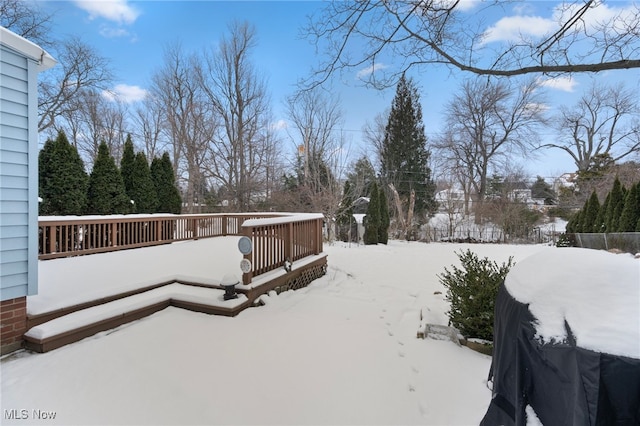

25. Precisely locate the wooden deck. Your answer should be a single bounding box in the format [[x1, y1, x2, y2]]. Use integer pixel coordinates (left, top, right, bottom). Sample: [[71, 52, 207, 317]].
[[26, 213, 328, 353]]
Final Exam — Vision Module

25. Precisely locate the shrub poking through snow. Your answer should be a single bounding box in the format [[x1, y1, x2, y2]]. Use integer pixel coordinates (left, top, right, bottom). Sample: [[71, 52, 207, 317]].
[[439, 250, 514, 341]]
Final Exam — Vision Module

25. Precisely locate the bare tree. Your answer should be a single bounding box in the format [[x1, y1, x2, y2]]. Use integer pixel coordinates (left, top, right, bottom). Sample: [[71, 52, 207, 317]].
[[544, 82, 640, 173], [1, 0, 53, 47], [54, 89, 129, 167], [282, 87, 349, 223], [38, 36, 114, 132], [150, 43, 214, 213], [197, 21, 275, 212], [438, 78, 546, 222], [2, 1, 114, 134], [132, 94, 168, 162], [303, 1, 640, 88]]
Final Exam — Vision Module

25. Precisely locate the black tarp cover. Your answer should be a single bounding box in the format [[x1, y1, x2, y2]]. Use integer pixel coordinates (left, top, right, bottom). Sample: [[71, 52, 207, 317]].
[[481, 283, 640, 426]]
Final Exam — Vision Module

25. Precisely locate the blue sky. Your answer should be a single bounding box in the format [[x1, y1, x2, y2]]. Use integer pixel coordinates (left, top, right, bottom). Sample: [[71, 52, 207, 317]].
[[35, 0, 640, 178]]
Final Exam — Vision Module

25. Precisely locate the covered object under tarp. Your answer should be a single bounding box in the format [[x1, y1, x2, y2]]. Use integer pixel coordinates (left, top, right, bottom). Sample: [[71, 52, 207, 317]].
[[480, 249, 640, 425]]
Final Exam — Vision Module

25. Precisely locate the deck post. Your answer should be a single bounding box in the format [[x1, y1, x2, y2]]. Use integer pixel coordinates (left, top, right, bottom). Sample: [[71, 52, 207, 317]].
[[241, 225, 253, 285]]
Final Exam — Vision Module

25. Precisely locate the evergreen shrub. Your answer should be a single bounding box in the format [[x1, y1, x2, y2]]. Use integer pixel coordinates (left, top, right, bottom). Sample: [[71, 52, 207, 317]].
[[439, 250, 514, 341]]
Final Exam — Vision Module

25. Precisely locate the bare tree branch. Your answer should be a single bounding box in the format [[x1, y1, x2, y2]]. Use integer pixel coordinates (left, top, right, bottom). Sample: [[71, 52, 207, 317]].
[[302, 0, 640, 89]]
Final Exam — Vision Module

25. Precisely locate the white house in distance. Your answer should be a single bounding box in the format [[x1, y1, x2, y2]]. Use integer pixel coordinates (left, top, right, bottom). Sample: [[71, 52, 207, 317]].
[[0, 26, 56, 354]]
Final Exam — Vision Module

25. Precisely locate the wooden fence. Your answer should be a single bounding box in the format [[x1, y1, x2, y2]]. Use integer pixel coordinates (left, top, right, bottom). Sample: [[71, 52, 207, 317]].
[[38, 213, 324, 284]]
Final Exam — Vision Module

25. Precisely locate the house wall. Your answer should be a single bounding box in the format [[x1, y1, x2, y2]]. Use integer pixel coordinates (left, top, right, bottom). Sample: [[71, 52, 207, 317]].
[[1, 43, 39, 302], [1, 27, 55, 353]]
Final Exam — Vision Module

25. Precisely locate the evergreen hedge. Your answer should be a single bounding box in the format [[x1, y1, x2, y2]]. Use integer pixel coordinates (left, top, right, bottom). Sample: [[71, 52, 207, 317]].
[[364, 182, 380, 245], [86, 142, 131, 215], [378, 184, 390, 244], [151, 152, 182, 214], [38, 131, 88, 215]]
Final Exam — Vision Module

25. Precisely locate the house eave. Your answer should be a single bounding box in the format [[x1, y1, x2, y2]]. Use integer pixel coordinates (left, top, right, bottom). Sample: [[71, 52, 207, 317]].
[[0, 26, 56, 71]]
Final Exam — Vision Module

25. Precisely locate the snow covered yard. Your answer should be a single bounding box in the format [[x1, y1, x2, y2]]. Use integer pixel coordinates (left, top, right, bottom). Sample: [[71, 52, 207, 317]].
[[0, 240, 575, 425]]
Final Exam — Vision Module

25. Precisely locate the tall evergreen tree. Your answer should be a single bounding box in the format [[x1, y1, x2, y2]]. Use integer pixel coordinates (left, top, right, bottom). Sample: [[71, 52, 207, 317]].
[[363, 182, 380, 245], [86, 141, 131, 214], [120, 135, 136, 200], [151, 152, 182, 214], [130, 152, 158, 213], [530, 176, 556, 205], [619, 182, 640, 232], [581, 191, 600, 233], [346, 156, 377, 198], [38, 131, 88, 215], [378, 184, 390, 244], [605, 177, 625, 232], [380, 74, 436, 221]]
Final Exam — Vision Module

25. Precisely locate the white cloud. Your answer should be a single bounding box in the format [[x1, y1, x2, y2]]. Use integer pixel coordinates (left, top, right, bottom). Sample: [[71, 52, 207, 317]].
[[356, 63, 388, 79], [271, 119, 288, 131], [554, 1, 638, 35], [482, 15, 556, 44], [102, 84, 147, 103], [73, 0, 140, 25], [454, 0, 481, 12], [99, 26, 130, 38], [538, 76, 578, 93]]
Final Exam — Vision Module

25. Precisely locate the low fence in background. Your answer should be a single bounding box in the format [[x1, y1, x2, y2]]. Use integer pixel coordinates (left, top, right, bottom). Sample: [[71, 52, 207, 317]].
[[39, 213, 325, 284], [574, 232, 640, 254], [423, 225, 559, 245]]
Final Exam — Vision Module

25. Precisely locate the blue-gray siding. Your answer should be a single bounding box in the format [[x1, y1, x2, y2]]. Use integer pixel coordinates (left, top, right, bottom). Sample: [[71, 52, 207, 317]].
[[1, 44, 39, 300]]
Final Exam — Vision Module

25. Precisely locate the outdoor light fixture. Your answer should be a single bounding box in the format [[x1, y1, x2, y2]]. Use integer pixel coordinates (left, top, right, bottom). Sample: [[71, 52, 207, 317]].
[[221, 274, 239, 300]]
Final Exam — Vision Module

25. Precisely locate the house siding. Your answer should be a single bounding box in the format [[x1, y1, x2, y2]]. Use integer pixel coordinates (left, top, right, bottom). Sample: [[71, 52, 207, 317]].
[[0, 44, 38, 301]]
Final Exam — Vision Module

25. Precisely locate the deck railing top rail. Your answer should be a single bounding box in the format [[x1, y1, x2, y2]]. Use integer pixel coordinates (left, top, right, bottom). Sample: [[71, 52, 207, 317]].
[[38, 212, 325, 284]]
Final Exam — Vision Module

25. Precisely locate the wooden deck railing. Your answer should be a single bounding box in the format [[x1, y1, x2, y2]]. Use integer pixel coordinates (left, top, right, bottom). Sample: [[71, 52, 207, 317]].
[[240, 215, 324, 284], [38, 213, 325, 284]]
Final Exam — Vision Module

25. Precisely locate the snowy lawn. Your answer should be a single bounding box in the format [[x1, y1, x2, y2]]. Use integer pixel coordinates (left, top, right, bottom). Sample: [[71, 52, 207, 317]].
[[0, 240, 580, 425]]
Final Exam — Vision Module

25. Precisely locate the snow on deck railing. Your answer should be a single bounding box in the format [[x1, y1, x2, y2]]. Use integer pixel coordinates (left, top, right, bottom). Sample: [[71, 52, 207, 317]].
[[38, 213, 325, 284], [240, 213, 324, 285]]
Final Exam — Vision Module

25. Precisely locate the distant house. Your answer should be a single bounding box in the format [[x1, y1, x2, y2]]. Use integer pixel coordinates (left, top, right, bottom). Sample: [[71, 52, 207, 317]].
[[1, 26, 56, 354]]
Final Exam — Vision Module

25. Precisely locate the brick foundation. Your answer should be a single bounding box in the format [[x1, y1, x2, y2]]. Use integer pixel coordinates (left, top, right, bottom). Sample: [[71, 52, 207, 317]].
[[1, 297, 27, 354]]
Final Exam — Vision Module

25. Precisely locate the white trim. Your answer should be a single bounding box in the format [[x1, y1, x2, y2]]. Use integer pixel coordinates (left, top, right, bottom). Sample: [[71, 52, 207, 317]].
[[0, 26, 56, 71]]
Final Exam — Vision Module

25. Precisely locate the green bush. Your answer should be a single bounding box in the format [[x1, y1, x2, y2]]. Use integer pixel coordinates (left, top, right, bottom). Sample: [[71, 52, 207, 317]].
[[438, 250, 514, 341], [556, 233, 576, 247]]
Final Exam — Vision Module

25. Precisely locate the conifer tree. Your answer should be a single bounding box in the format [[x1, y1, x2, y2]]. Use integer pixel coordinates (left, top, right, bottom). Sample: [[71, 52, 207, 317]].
[[120, 135, 136, 200], [130, 152, 158, 213], [151, 152, 182, 214], [594, 192, 610, 233], [336, 181, 355, 242], [380, 74, 436, 222], [378, 184, 390, 244], [38, 131, 88, 215], [619, 182, 640, 232], [86, 141, 131, 215], [581, 191, 600, 233], [605, 177, 625, 232], [364, 182, 380, 245], [570, 210, 583, 233]]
